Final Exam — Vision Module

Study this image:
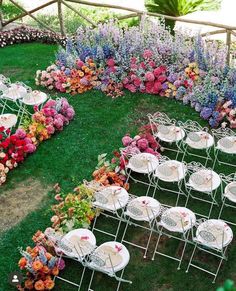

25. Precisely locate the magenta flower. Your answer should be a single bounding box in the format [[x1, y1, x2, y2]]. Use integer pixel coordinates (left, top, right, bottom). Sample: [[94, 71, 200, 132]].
[[143, 49, 153, 59], [145, 72, 155, 82], [122, 135, 132, 146], [137, 138, 149, 150], [15, 128, 26, 139]]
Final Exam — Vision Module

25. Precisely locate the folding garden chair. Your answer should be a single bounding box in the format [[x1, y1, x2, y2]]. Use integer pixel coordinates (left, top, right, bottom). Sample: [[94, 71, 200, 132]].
[[121, 149, 159, 196], [86, 241, 132, 291], [121, 195, 161, 259], [150, 155, 188, 206], [0, 113, 17, 133], [0, 81, 31, 124], [186, 219, 233, 283], [185, 161, 221, 218], [46, 228, 97, 291], [147, 112, 185, 160], [218, 173, 236, 225], [152, 206, 196, 270], [18, 90, 48, 125], [92, 185, 129, 240], [212, 127, 236, 169], [178, 120, 214, 166]]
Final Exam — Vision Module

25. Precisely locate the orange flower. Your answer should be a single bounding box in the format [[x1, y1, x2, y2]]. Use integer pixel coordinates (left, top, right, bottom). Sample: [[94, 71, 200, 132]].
[[78, 71, 84, 77], [32, 260, 43, 271], [18, 257, 27, 269], [42, 265, 50, 273], [52, 266, 59, 276], [34, 280, 45, 291], [24, 279, 34, 290], [45, 252, 53, 260], [44, 279, 55, 290]]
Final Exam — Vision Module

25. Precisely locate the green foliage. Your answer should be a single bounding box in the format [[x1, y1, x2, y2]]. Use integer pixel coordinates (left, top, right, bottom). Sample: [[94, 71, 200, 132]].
[[217, 280, 236, 291], [27, 6, 138, 35], [1, 0, 22, 20], [145, 0, 222, 16]]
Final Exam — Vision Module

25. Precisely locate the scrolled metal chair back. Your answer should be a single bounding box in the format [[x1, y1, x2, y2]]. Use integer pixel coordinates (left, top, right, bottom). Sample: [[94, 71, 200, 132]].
[[212, 127, 236, 140]]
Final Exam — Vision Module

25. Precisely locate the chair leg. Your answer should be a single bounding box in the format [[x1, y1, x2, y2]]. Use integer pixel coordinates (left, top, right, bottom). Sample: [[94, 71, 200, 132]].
[[116, 269, 125, 291], [78, 266, 86, 291], [177, 233, 189, 270], [151, 226, 163, 261], [88, 270, 95, 291], [186, 243, 197, 273], [143, 225, 154, 259]]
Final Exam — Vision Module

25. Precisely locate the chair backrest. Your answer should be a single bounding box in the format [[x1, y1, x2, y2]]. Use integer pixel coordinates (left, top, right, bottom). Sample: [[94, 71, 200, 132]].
[[178, 119, 207, 135], [187, 161, 207, 174], [147, 112, 176, 136], [212, 127, 236, 140]]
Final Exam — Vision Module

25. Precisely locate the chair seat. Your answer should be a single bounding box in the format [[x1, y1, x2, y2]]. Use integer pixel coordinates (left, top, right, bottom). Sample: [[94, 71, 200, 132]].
[[185, 131, 214, 149], [0, 113, 17, 129], [196, 219, 233, 250], [161, 207, 196, 233], [224, 182, 236, 202], [156, 125, 185, 142], [126, 196, 161, 221], [57, 228, 96, 259], [154, 160, 187, 182], [89, 241, 130, 272], [217, 136, 236, 154], [188, 170, 221, 192], [93, 186, 129, 211], [22, 90, 47, 106], [127, 153, 159, 174]]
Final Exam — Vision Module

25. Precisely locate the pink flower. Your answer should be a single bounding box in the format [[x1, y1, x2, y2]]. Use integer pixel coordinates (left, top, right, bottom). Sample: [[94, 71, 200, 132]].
[[153, 67, 162, 77], [54, 194, 63, 201], [145, 147, 157, 155], [24, 143, 36, 153], [133, 78, 142, 87], [130, 63, 138, 70], [127, 84, 136, 93], [57, 258, 65, 270], [15, 128, 26, 139], [46, 124, 55, 135], [158, 75, 167, 83], [44, 99, 57, 107], [53, 117, 64, 130], [145, 81, 154, 93], [107, 58, 115, 67], [130, 57, 137, 64], [76, 60, 84, 68], [137, 138, 149, 150], [149, 61, 156, 68], [145, 72, 155, 82], [122, 135, 133, 147], [66, 107, 75, 120], [122, 77, 129, 85], [140, 62, 146, 70], [153, 81, 162, 93], [143, 49, 153, 59]]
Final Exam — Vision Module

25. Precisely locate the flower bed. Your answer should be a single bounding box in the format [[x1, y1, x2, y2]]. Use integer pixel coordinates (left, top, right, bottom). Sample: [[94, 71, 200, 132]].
[[0, 26, 67, 48], [0, 98, 75, 185], [36, 20, 236, 128]]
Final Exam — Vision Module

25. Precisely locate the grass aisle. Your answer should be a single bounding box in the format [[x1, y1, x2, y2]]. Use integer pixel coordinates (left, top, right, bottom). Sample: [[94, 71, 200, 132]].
[[0, 43, 235, 291]]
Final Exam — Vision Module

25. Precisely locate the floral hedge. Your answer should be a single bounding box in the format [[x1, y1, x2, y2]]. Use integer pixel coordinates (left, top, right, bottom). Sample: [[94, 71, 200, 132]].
[[35, 19, 236, 128], [0, 26, 67, 48], [0, 98, 75, 185]]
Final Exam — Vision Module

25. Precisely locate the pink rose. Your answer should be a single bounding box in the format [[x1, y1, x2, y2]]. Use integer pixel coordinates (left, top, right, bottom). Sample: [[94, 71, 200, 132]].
[[143, 49, 153, 59], [15, 128, 26, 139], [153, 67, 162, 77], [137, 138, 149, 150], [145, 72, 155, 82], [107, 58, 115, 67], [133, 78, 142, 87], [122, 77, 129, 85], [158, 75, 167, 83], [145, 147, 157, 155], [66, 107, 75, 120], [122, 135, 133, 147], [127, 84, 136, 93], [149, 61, 156, 68], [46, 124, 55, 135]]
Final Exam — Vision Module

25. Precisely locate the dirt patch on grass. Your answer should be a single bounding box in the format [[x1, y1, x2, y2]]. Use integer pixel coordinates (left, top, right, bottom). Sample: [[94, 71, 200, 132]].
[[0, 178, 50, 232]]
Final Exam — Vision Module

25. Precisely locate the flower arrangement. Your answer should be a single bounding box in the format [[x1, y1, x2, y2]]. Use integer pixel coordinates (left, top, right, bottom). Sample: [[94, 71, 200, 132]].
[[51, 184, 95, 233], [18, 244, 65, 290], [0, 26, 66, 48], [36, 19, 236, 128], [92, 153, 129, 189]]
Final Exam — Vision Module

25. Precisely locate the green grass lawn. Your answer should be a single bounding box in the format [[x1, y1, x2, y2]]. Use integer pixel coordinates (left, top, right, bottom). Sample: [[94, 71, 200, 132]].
[[0, 43, 235, 291]]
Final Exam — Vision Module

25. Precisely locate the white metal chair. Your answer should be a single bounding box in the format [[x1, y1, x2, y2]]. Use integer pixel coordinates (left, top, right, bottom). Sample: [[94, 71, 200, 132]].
[[86, 241, 132, 291], [218, 173, 236, 225], [212, 127, 236, 169], [92, 185, 129, 240], [186, 219, 233, 283], [121, 195, 161, 259], [46, 228, 96, 291], [147, 112, 185, 159], [152, 206, 196, 270], [0, 113, 17, 133], [0, 74, 10, 93], [122, 150, 159, 196], [150, 155, 188, 206], [185, 161, 221, 218], [178, 120, 214, 166]]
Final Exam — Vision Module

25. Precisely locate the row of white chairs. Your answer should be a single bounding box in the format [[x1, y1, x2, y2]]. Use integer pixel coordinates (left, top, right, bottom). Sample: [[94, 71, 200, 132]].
[[91, 185, 233, 284], [0, 74, 48, 129], [123, 153, 236, 221], [148, 112, 236, 168], [46, 227, 132, 291]]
